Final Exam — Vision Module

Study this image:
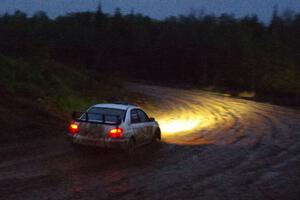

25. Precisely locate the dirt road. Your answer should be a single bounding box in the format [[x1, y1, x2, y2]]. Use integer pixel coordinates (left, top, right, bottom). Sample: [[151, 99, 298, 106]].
[[1, 84, 300, 200]]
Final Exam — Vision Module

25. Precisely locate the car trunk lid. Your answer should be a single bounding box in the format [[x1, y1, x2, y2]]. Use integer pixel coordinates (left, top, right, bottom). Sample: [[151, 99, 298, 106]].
[[77, 122, 114, 138]]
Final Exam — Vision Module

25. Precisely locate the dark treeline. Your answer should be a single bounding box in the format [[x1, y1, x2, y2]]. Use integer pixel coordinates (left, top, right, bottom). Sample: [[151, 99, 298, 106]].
[[1, 6, 300, 100]]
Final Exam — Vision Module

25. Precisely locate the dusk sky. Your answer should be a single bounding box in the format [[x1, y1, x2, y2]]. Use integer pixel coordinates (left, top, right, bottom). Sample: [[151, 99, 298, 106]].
[[0, 0, 300, 22]]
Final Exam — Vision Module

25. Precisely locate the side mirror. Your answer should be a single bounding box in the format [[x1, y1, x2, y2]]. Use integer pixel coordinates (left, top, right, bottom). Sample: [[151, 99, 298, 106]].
[[149, 117, 155, 122]]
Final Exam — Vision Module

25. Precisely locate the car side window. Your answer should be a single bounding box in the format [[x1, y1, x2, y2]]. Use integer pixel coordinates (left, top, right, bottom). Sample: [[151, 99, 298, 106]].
[[137, 109, 149, 123], [130, 109, 140, 124]]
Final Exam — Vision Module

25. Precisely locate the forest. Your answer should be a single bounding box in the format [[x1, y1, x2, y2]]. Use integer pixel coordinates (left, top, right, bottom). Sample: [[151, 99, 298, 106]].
[[0, 5, 300, 104]]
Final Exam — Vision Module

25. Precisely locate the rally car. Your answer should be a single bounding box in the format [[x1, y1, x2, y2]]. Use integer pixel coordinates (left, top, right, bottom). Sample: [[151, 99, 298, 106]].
[[67, 103, 161, 152]]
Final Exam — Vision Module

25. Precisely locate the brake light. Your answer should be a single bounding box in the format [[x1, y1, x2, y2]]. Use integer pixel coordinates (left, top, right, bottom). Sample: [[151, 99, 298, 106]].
[[69, 123, 79, 135], [108, 128, 123, 138]]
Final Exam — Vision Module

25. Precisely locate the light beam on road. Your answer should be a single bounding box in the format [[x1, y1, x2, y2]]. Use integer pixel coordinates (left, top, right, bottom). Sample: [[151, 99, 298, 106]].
[[159, 119, 201, 135], [130, 84, 255, 145]]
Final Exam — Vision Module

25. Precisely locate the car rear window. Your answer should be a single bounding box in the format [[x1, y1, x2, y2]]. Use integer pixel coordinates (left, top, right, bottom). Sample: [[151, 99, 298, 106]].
[[86, 107, 126, 123]]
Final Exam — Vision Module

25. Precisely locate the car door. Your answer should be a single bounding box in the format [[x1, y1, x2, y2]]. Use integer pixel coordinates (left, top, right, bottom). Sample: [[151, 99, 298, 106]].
[[136, 109, 153, 142], [130, 109, 144, 144]]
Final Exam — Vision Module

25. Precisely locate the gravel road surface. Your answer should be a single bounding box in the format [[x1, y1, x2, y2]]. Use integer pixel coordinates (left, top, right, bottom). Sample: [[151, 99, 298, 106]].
[[1, 84, 300, 200]]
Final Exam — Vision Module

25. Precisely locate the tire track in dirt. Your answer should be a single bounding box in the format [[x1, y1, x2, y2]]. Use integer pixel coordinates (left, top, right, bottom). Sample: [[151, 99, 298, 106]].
[[126, 83, 300, 200], [1, 83, 300, 200]]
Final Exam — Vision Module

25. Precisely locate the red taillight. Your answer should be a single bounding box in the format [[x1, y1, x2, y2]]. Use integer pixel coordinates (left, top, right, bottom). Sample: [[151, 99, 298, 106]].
[[69, 123, 79, 135], [108, 128, 123, 138]]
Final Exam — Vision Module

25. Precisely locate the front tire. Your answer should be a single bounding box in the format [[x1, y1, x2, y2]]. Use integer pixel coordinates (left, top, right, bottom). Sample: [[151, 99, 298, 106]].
[[152, 129, 161, 143]]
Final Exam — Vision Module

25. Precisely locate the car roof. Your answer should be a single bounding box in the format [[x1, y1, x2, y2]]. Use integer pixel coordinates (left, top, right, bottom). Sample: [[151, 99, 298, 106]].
[[92, 103, 139, 110]]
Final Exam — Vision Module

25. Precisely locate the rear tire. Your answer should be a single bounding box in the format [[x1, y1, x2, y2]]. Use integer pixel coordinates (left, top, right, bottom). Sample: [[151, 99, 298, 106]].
[[70, 142, 86, 154], [127, 137, 136, 155]]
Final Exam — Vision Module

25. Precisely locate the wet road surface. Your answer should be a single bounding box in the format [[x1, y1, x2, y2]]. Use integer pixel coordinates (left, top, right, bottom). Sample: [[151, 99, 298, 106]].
[[1, 84, 300, 200]]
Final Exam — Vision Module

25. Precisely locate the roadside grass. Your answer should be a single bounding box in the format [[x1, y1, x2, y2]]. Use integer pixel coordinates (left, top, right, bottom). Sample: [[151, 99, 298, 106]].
[[0, 55, 125, 117]]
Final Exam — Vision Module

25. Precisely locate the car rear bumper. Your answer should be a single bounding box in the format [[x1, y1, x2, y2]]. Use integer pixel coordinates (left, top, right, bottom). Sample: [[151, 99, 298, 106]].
[[66, 134, 129, 149]]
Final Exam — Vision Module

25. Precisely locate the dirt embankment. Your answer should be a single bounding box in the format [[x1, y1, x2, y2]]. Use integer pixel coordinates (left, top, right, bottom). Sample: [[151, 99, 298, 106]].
[[0, 87, 63, 145]]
